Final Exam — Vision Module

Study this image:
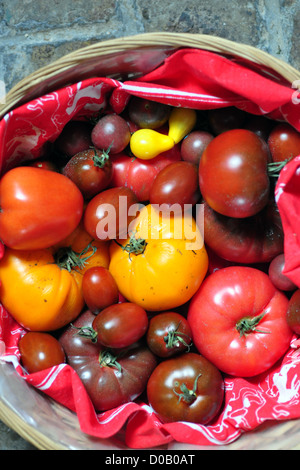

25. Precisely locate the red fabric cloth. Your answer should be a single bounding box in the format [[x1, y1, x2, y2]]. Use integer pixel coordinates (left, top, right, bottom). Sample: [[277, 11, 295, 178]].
[[1, 47, 300, 449]]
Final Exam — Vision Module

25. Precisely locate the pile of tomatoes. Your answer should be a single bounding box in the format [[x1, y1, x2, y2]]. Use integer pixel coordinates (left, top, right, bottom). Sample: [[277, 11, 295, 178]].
[[1, 96, 300, 427]]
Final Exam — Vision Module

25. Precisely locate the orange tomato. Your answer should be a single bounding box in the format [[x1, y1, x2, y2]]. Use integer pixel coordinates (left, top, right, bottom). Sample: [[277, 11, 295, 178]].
[[0, 228, 110, 331], [109, 204, 208, 311]]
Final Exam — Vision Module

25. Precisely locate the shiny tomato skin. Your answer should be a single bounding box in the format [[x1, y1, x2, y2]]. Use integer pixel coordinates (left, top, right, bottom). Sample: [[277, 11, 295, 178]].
[[63, 148, 113, 199], [91, 114, 131, 154], [19, 332, 66, 374], [146, 311, 193, 358], [201, 199, 284, 264], [83, 186, 139, 241], [268, 123, 300, 162], [268, 253, 297, 291], [199, 129, 270, 218], [82, 266, 119, 314], [110, 143, 181, 202], [188, 266, 293, 377], [147, 352, 224, 424], [149, 161, 200, 209], [0, 167, 84, 250], [128, 97, 171, 129], [286, 289, 300, 335], [92, 302, 149, 348], [59, 310, 157, 411], [181, 130, 214, 165]]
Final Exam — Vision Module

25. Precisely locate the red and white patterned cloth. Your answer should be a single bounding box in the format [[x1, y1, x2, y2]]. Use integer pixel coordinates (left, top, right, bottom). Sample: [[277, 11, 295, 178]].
[[1, 48, 300, 449]]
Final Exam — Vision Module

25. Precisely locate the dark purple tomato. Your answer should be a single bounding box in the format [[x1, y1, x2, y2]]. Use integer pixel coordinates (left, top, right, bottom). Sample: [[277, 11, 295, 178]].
[[244, 115, 275, 142], [19, 332, 66, 374], [59, 310, 157, 412], [268, 253, 297, 291], [91, 114, 131, 154], [90, 302, 149, 348], [82, 266, 119, 314], [150, 161, 200, 210], [208, 107, 246, 135], [128, 97, 171, 129], [146, 311, 193, 358], [199, 129, 270, 218], [63, 148, 113, 199], [55, 121, 93, 158], [181, 131, 214, 165], [201, 199, 283, 264], [286, 289, 300, 335]]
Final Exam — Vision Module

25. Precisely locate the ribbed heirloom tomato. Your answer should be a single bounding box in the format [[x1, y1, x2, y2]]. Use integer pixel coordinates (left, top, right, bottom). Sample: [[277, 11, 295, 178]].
[[0, 225, 110, 331], [188, 266, 293, 377], [109, 204, 208, 311]]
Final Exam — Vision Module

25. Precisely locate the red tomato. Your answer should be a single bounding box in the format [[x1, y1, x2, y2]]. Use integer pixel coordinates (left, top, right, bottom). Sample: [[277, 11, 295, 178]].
[[268, 123, 300, 162], [199, 129, 270, 218], [19, 332, 66, 374], [63, 148, 113, 199], [59, 310, 157, 411], [201, 200, 284, 264], [83, 186, 139, 241], [110, 143, 181, 202], [77, 303, 149, 349], [82, 266, 119, 314], [188, 266, 293, 377], [149, 161, 200, 209], [286, 289, 300, 335], [147, 352, 224, 424], [0, 167, 83, 250], [146, 311, 193, 358]]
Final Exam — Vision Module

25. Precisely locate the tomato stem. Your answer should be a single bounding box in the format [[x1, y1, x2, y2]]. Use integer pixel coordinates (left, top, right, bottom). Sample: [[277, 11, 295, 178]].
[[99, 350, 122, 372], [73, 325, 98, 343], [91, 145, 111, 168], [164, 322, 193, 351], [173, 374, 201, 404], [55, 242, 97, 272], [267, 158, 291, 178], [236, 312, 271, 337], [115, 232, 147, 259]]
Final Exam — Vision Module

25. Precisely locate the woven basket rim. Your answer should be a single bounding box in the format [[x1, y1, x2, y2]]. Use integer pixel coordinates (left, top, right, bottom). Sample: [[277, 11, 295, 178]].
[[1, 31, 300, 118]]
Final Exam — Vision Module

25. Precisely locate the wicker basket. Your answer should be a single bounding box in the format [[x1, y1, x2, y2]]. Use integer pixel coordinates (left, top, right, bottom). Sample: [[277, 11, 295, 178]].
[[1, 32, 300, 450]]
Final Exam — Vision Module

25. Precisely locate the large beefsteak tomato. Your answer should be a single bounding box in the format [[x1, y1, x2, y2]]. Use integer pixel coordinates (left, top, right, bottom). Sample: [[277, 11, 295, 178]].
[[188, 266, 293, 377], [109, 204, 208, 311]]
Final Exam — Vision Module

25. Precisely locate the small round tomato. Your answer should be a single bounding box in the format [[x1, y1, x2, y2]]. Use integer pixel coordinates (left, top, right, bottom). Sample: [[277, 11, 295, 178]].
[[181, 131, 214, 165], [207, 107, 246, 134], [147, 352, 224, 424], [63, 148, 113, 199], [19, 332, 66, 374], [268, 123, 300, 162], [77, 302, 149, 349], [268, 253, 297, 291], [83, 186, 139, 241], [146, 312, 193, 358], [199, 129, 270, 218], [188, 266, 293, 377], [128, 97, 171, 129], [286, 289, 300, 335], [55, 120, 93, 158], [91, 114, 131, 154], [149, 161, 200, 209], [82, 266, 119, 314]]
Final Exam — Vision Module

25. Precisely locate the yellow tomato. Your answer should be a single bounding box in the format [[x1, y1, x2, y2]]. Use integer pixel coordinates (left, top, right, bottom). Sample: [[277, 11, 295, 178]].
[[0, 230, 110, 331], [168, 107, 197, 144], [109, 204, 208, 311], [130, 129, 175, 160]]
